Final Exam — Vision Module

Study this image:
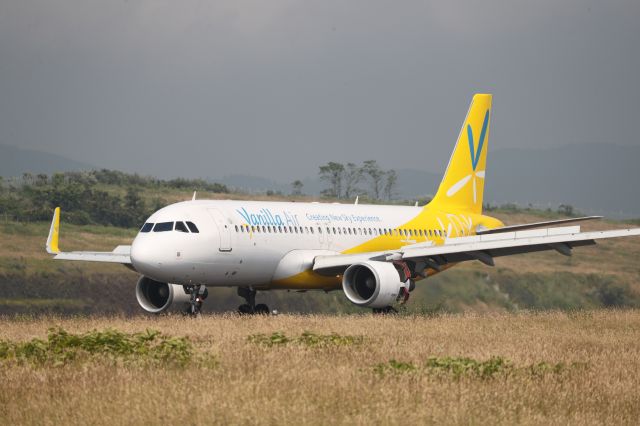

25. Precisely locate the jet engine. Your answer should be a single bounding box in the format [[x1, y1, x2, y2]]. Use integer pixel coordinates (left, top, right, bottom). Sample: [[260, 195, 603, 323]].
[[342, 261, 406, 308], [135, 276, 191, 314]]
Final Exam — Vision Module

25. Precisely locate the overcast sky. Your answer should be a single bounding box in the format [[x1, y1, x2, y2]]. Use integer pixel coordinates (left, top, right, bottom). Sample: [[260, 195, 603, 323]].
[[1, 1, 638, 181]]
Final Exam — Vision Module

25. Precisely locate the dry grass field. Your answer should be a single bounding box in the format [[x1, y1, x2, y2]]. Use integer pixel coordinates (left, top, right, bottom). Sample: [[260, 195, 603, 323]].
[[2, 310, 640, 425]]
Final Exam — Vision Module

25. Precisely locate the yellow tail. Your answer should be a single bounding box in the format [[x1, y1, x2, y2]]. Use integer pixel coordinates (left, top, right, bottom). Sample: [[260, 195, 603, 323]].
[[430, 94, 492, 215]]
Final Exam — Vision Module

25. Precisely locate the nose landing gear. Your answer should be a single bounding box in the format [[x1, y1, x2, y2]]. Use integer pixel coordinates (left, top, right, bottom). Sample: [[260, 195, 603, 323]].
[[185, 285, 208, 316], [237, 287, 270, 315]]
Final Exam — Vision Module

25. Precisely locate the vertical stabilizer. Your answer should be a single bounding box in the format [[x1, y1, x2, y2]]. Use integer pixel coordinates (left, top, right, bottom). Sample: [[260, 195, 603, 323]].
[[430, 94, 492, 214]]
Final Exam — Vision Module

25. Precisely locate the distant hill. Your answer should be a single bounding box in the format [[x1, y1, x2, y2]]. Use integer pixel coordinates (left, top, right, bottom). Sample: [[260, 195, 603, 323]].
[[486, 144, 640, 217], [0, 145, 95, 177]]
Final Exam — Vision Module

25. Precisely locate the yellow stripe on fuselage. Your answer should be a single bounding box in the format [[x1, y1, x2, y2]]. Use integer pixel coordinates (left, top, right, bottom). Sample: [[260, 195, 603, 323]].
[[270, 205, 503, 290]]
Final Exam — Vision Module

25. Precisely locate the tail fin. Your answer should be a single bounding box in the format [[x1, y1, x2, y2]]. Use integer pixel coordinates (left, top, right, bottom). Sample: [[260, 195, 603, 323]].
[[430, 94, 492, 215]]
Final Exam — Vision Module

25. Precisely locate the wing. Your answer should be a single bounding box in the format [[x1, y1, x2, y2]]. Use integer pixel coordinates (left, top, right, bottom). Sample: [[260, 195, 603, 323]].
[[313, 225, 640, 276], [46, 207, 132, 265], [476, 216, 602, 235]]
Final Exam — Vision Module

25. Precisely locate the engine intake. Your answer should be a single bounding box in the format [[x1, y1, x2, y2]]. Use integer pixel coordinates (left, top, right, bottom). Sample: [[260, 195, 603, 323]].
[[342, 261, 406, 308], [135, 276, 191, 314]]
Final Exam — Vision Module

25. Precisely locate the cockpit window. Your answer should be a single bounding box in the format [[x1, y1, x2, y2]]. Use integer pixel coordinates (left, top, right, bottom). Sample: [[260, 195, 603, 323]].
[[186, 221, 199, 233], [153, 222, 174, 232], [140, 223, 154, 233], [175, 221, 189, 233]]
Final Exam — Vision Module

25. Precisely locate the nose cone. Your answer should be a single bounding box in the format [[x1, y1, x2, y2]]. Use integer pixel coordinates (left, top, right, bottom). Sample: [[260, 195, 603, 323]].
[[131, 236, 170, 279]]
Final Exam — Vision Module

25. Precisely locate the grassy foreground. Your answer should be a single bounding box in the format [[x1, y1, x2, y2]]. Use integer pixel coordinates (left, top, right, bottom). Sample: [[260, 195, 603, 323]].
[[1, 310, 640, 425]]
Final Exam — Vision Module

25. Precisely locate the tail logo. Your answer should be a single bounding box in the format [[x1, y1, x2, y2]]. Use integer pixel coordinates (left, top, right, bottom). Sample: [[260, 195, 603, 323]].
[[446, 109, 490, 203]]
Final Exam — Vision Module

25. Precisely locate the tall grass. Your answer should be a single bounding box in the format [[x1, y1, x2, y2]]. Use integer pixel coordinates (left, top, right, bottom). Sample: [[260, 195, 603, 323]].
[[1, 310, 639, 425]]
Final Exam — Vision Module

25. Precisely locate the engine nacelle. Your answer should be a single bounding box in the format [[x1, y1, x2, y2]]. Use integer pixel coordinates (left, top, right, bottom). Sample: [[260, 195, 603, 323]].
[[342, 261, 406, 308], [135, 276, 191, 314]]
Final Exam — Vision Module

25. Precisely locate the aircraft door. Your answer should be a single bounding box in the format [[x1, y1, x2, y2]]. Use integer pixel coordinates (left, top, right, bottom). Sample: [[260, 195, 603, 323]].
[[207, 208, 232, 252]]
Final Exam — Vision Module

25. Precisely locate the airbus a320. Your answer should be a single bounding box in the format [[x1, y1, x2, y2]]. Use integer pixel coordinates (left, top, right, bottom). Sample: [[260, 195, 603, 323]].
[[45, 94, 640, 315]]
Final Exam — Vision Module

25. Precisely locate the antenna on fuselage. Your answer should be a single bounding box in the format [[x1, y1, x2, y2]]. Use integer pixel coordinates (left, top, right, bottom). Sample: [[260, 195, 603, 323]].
[[192, 191, 197, 201], [354, 196, 359, 205], [414, 201, 419, 207]]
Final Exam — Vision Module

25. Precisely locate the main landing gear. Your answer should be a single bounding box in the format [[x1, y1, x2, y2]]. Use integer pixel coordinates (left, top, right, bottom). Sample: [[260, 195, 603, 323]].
[[372, 306, 398, 315], [237, 287, 270, 315], [185, 284, 208, 316]]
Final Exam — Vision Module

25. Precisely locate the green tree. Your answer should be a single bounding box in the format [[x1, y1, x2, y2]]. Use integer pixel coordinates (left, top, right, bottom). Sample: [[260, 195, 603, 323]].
[[343, 163, 363, 199], [363, 160, 384, 200], [123, 187, 147, 227], [319, 162, 345, 198], [291, 180, 304, 196], [557, 204, 575, 217], [383, 169, 398, 201]]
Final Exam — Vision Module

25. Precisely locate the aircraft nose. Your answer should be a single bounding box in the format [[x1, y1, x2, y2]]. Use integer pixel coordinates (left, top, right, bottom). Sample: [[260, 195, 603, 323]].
[[130, 236, 165, 275]]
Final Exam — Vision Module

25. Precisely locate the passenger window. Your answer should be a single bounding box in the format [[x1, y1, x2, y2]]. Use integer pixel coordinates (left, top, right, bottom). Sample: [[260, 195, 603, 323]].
[[153, 222, 173, 232], [175, 222, 189, 233], [140, 223, 153, 233], [186, 222, 199, 233]]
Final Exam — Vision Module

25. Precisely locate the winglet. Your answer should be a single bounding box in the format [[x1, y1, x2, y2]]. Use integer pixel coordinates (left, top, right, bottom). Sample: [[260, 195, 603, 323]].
[[46, 207, 61, 254]]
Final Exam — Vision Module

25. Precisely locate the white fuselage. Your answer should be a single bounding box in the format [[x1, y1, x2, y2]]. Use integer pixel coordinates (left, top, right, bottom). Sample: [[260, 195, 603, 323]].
[[130, 200, 473, 290]]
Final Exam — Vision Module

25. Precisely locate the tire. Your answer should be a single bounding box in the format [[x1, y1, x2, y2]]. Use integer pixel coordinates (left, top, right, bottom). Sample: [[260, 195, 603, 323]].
[[372, 306, 398, 315], [254, 304, 270, 315], [238, 304, 253, 315]]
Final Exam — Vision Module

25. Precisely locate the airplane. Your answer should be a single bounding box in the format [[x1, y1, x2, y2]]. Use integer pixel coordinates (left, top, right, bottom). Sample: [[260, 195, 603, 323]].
[[45, 94, 640, 315]]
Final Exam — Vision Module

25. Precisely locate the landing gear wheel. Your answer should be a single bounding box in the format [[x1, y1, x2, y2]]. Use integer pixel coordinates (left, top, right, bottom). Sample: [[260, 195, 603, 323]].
[[372, 306, 398, 315], [185, 284, 207, 317], [238, 304, 253, 315], [254, 304, 270, 315], [237, 287, 257, 314]]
